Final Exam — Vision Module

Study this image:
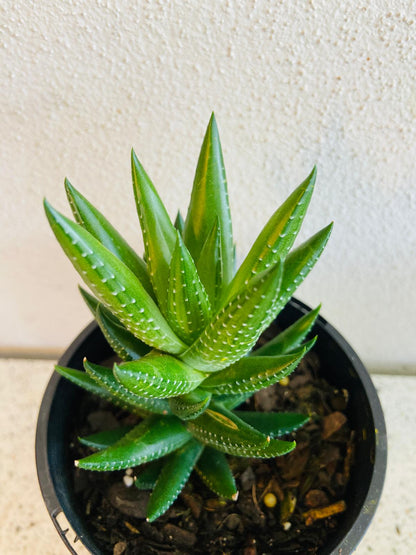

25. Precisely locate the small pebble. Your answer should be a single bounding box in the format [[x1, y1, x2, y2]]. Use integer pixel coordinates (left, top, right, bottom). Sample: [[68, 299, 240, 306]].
[[225, 513, 241, 530], [113, 541, 127, 555], [282, 521, 292, 531], [279, 376, 290, 386], [263, 493, 277, 508], [123, 475, 134, 487], [125, 468, 133, 476], [240, 466, 256, 491]]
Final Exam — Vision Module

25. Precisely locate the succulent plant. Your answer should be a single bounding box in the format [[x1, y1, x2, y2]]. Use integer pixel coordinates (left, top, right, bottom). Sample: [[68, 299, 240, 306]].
[[44, 114, 332, 522]]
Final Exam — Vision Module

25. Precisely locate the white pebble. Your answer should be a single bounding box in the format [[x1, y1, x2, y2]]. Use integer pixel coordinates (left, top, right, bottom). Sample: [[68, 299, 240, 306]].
[[125, 468, 133, 476], [282, 521, 291, 531], [123, 475, 134, 487]]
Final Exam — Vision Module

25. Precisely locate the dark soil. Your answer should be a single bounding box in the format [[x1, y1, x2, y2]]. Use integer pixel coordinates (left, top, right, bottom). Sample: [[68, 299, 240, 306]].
[[70, 346, 355, 555]]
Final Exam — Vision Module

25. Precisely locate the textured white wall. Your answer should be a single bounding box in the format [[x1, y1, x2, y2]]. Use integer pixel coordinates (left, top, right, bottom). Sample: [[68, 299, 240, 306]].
[[1, 0, 415, 371]]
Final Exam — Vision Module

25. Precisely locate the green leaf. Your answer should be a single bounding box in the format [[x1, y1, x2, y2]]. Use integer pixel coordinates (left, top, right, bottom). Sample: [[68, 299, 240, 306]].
[[135, 459, 164, 490], [195, 447, 237, 499], [76, 415, 191, 471], [254, 305, 321, 356], [55, 365, 121, 403], [174, 210, 185, 234], [167, 232, 212, 344], [44, 200, 186, 354], [65, 179, 154, 296], [225, 168, 316, 301], [79, 286, 151, 361], [195, 218, 223, 308], [169, 388, 212, 420], [279, 224, 333, 309], [96, 304, 151, 361], [147, 439, 204, 521], [201, 345, 309, 395], [186, 403, 295, 458], [84, 360, 171, 415], [214, 392, 253, 410], [114, 352, 207, 399], [131, 149, 177, 311], [180, 261, 283, 372], [183, 113, 234, 290], [234, 412, 309, 437], [79, 426, 133, 449]]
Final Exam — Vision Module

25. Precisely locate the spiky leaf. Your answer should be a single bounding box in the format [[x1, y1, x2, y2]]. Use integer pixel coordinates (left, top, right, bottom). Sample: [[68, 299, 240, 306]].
[[235, 412, 309, 437], [195, 218, 223, 308], [79, 287, 150, 361], [167, 232, 212, 344], [214, 392, 253, 410], [169, 388, 212, 420], [65, 179, 153, 295], [254, 305, 321, 356], [131, 150, 177, 311], [135, 460, 164, 490], [279, 224, 333, 308], [96, 304, 151, 361], [184, 114, 233, 290], [44, 200, 186, 354], [79, 426, 133, 450], [76, 415, 191, 471], [180, 262, 283, 372], [147, 439, 204, 521], [195, 447, 238, 499], [84, 360, 171, 415], [114, 352, 207, 399], [55, 365, 126, 405], [186, 403, 295, 457], [225, 168, 316, 301], [201, 345, 310, 395], [174, 210, 185, 234]]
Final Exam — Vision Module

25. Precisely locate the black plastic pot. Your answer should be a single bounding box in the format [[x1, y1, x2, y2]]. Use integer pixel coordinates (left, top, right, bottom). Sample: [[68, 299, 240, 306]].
[[36, 299, 387, 554]]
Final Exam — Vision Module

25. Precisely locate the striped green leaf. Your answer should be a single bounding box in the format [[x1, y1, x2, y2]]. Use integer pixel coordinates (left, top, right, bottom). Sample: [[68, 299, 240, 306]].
[[114, 352, 207, 399], [135, 459, 164, 490], [225, 168, 316, 301], [65, 179, 153, 296], [169, 388, 212, 420], [84, 360, 171, 415], [183, 113, 234, 291], [186, 403, 295, 458], [131, 149, 177, 312], [44, 200, 186, 354], [55, 365, 153, 415], [76, 415, 191, 471], [254, 305, 321, 356], [54, 365, 133, 406], [195, 447, 237, 499], [95, 304, 151, 361], [235, 412, 309, 437], [79, 286, 150, 361], [180, 261, 283, 372], [195, 218, 223, 308], [174, 210, 185, 235], [280, 224, 333, 308], [147, 439, 204, 522], [214, 392, 253, 410], [79, 426, 134, 450], [167, 232, 212, 344], [201, 344, 309, 395]]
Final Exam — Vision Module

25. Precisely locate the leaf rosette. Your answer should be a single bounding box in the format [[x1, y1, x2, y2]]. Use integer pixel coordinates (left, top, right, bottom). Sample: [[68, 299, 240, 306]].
[[45, 113, 332, 520]]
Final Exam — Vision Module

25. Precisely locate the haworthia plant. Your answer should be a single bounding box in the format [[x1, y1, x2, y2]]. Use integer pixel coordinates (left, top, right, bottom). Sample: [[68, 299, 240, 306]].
[[45, 113, 332, 521]]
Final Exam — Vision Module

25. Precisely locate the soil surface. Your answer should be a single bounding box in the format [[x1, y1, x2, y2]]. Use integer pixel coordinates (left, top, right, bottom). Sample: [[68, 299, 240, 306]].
[[71, 346, 355, 555]]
